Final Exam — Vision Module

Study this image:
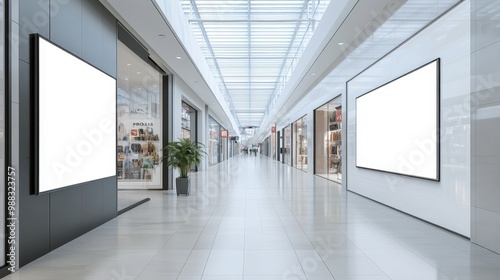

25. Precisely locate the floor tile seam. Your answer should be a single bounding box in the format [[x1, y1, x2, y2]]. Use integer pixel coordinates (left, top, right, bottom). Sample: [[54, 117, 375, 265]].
[[79, 246, 163, 265], [34, 260, 89, 278], [344, 227, 410, 249], [278, 162, 496, 279], [199, 205, 231, 277], [273, 200, 295, 247], [175, 248, 204, 280], [70, 249, 158, 279], [271, 165, 390, 279], [71, 252, 125, 277], [347, 223, 462, 279], [256, 198, 264, 236], [359, 247, 456, 280], [133, 253, 159, 280], [273, 181, 336, 280], [289, 244, 336, 280], [242, 200, 247, 280], [277, 187, 321, 250], [400, 247, 461, 279], [166, 178, 220, 277], [290, 224, 355, 280], [190, 201, 220, 251], [346, 250, 392, 280]]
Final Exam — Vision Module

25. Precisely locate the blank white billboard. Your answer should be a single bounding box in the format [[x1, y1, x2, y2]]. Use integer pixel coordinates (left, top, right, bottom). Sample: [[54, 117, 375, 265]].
[[33, 34, 117, 194], [355, 59, 440, 181]]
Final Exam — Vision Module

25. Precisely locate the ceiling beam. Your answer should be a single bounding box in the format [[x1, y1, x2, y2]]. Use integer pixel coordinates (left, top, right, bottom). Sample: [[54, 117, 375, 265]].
[[189, 19, 309, 23], [189, 0, 240, 128], [266, 0, 312, 115]]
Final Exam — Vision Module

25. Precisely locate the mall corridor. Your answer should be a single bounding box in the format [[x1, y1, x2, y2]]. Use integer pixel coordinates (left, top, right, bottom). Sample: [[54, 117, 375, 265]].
[[6, 155, 500, 280]]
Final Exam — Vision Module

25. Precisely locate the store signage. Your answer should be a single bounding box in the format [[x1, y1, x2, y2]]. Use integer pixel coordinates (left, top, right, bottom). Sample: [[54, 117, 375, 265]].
[[221, 130, 228, 138], [133, 122, 154, 127]]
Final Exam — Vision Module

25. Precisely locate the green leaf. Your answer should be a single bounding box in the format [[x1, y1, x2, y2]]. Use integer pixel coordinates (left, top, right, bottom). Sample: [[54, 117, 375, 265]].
[[159, 138, 206, 178]]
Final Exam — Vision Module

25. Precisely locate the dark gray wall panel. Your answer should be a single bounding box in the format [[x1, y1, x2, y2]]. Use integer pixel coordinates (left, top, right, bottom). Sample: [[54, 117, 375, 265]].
[[18, 157, 50, 265], [50, 0, 82, 56], [82, 0, 103, 69], [19, 0, 50, 62], [102, 9, 117, 77], [102, 177, 118, 221], [50, 186, 82, 249], [18, 61, 31, 159], [81, 181, 104, 233], [18, 0, 118, 267], [18, 7, 51, 264]]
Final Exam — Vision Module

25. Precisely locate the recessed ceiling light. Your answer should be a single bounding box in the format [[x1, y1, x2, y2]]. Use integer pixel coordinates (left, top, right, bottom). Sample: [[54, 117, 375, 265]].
[[136, 72, 141, 74], [127, 63, 131, 66], [176, 56, 182, 60], [124, 78, 129, 80], [338, 42, 344, 45], [311, 73, 316, 76]]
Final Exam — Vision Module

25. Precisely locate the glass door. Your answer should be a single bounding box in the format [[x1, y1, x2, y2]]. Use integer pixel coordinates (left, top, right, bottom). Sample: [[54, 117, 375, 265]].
[[117, 41, 163, 190], [314, 96, 342, 183], [208, 116, 220, 165], [181, 102, 197, 171], [293, 116, 307, 171], [277, 131, 281, 162], [284, 125, 292, 166]]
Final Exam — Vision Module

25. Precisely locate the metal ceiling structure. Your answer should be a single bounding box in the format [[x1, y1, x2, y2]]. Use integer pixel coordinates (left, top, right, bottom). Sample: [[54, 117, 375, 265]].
[[102, 0, 465, 140], [179, 0, 331, 129]]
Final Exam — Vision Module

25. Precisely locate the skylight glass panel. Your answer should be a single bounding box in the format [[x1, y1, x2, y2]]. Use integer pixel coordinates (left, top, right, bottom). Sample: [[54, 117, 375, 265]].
[[179, 0, 332, 129]]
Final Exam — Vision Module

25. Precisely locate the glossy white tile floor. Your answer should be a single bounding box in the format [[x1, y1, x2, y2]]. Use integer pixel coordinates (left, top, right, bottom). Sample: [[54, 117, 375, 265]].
[[117, 190, 150, 212], [6, 155, 500, 280]]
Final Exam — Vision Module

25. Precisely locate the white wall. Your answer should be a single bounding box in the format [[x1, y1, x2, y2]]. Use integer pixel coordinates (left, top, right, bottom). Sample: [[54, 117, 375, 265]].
[[172, 76, 207, 171], [471, 0, 500, 253], [346, 2, 471, 236], [173, 75, 235, 171]]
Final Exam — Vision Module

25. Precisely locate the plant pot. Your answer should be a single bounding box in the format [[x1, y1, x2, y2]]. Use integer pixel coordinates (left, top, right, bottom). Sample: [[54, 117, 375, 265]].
[[176, 177, 190, 196]]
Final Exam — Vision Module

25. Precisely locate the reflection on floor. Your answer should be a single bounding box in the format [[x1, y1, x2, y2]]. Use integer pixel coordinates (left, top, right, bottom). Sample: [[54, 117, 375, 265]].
[[6, 155, 500, 280], [117, 190, 151, 212], [296, 164, 308, 171], [316, 173, 342, 183]]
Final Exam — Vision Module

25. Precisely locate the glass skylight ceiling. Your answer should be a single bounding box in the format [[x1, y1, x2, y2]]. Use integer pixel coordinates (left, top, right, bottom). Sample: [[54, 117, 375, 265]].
[[180, 0, 330, 128]]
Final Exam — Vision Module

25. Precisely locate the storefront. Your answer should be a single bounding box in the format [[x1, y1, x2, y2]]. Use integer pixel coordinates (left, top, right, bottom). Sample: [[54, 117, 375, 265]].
[[208, 115, 220, 165], [181, 101, 198, 171], [181, 102, 197, 142], [271, 129, 276, 160], [314, 96, 342, 183], [221, 128, 228, 161], [116, 40, 166, 190], [229, 136, 239, 158], [261, 136, 271, 157], [293, 116, 307, 171], [276, 130, 281, 162], [283, 125, 292, 165]]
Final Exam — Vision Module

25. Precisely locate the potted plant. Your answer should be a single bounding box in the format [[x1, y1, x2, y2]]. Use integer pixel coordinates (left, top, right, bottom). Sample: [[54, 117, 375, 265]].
[[161, 138, 205, 195]]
